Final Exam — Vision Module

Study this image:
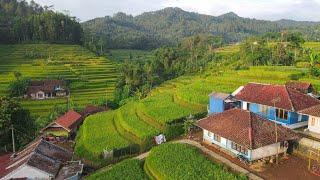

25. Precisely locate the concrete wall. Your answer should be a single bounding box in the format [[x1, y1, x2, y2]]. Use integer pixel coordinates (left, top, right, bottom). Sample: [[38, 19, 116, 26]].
[[209, 96, 224, 114], [3, 164, 51, 179], [251, 142, 287, 161], [308, 116, 320, 134]]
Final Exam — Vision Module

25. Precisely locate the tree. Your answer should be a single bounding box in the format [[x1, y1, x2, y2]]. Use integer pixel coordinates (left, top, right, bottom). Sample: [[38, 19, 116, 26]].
[[0, 97, 35, 152], [8, 78, 30, 97]]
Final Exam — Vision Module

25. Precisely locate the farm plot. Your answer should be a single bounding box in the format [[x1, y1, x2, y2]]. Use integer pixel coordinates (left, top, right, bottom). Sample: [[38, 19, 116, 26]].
[[140, 92, 200, 125], [74, 112, 131, 165], [115, 102, 160, 146], [0, 44, 119, 117], [144, 143, 247, 180], [87, 159, 148, 180], [176, 66, 320, 106]]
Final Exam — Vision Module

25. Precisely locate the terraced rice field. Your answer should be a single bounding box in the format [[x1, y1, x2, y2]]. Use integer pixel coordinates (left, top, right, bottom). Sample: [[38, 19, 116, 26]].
[[0, 44, 119, 117], [76, 42, 320, 167], [144, 143, 247, 179], [87, 159, 147, 180]]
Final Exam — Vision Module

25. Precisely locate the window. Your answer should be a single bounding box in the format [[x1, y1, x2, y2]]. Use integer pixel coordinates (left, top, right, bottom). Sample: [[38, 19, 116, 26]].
[[214, 134, 221, 142], [260, 105, 268, 114], [247, 103, 250, 110], [276, 109, 288, 120], [231, 142, 248, 155], [311, 117, 316, 126]]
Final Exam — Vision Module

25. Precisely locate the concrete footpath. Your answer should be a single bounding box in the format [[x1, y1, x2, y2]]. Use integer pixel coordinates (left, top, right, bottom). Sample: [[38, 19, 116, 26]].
[[135, 139, 263, 180]]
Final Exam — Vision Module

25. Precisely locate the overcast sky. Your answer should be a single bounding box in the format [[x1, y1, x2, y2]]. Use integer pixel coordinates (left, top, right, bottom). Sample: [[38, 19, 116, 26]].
[[29, 0, 320, 22]]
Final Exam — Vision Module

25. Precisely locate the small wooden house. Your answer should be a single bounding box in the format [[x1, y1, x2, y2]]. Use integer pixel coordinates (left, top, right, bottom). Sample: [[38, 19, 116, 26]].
[[197, 108, 298, 161], [26, 80, 68, 100], [42, 110, 82, 137]]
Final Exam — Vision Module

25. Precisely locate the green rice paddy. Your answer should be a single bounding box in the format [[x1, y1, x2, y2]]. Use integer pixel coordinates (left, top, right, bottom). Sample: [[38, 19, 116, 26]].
[[0, 44, 119, 117]]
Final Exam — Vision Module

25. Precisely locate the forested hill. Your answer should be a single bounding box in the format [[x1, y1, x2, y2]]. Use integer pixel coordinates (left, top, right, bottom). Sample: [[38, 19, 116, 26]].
[[0, 0, 82, 44], [82, 7, 320, 50]]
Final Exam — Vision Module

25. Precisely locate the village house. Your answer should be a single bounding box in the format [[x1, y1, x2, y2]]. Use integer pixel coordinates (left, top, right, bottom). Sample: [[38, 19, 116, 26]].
[[197, 108, 299, 162], [300, 104, 320, 134], [41, 110, 82, 138], [0, 139, 83, 179], [26, 80, 68, 100], [230, 82, 320, 129]]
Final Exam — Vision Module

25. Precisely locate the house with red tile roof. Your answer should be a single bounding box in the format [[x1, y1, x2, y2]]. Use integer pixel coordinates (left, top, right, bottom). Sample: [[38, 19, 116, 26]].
[[197, 108, 298, 161], [0, 139, 83, 180], [299, 104, 320, 134], [232, 82, 320, 129], [41, 110, 82, 137]]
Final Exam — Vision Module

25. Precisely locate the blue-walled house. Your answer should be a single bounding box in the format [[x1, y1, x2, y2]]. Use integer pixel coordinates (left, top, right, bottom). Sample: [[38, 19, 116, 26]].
[[208, 92, 236, 114], [209, 82, 320, 129]]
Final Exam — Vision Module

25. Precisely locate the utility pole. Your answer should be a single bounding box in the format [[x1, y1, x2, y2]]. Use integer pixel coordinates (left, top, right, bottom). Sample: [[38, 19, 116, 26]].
[[10, 125, 15, 153], [271, 94, 280, 165]]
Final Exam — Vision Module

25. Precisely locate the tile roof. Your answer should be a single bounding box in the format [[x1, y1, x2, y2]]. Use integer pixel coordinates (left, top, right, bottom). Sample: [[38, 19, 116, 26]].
[[234, 83, 320, 111], [0, 139, 73, 178], [197, 108, 299, 149], [55, 110, 82, 132], [56, 161, 83, 180], [209, 92, 230, 100], [285, 81, 312, 94], [299, 104, 320, 117], [27, 80, 67, 95]]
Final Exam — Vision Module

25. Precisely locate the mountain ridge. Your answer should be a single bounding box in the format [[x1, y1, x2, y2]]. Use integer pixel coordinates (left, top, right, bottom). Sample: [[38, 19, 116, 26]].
[[82, 7, 320, 50]]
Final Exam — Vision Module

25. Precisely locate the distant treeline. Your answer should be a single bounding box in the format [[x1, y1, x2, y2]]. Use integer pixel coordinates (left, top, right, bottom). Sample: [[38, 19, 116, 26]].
[[82, 7, 320, 50], [114, 35, 223, 103], [0, 0, 82, 44]]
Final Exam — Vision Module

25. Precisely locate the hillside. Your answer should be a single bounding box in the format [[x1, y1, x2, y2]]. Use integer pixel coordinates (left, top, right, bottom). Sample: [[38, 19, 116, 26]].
[[0, 0, 82, 44], [82, 7, 320, 50], [0, 44, 118, 123], [75, 42, 320, 167]]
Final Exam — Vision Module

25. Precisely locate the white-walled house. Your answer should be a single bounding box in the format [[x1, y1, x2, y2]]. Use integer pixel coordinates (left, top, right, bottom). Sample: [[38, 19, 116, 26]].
[[197, 108, 299, 161], [300, 104, 320, 134]]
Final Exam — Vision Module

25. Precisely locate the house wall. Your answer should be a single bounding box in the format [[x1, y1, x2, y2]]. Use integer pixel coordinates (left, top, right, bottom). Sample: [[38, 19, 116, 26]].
[[251, 142, 287, 161], [3, 164, 51, 179], [209, 96, 225, 114], [203, 129, 252, 160], [241, 101, 309, 128], [308, 116, 320, 134]]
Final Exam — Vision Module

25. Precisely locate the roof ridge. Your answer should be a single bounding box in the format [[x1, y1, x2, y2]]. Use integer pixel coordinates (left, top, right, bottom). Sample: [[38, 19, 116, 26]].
[[248, 112, 253, 149], [284, 86, 295, 111]]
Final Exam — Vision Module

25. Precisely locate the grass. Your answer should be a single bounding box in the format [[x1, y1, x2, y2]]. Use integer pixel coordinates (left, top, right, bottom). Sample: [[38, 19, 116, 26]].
[[144, 143, 247, 180], [106, 49, 153, 62], [140, 92, 199, 124], [74, 112, 131, 164], [86, 159, 148, 180], [0, 44, 118, 118], [116, 102, 160, 142]]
